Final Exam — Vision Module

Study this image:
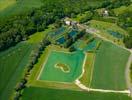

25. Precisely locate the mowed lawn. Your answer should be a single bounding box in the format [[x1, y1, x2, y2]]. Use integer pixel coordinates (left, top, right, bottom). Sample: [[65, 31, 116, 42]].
[[91, 41, 130, 90], [0, 42, 34, 100], [22, 87, 131, 100], [39, 50, 85, 82]]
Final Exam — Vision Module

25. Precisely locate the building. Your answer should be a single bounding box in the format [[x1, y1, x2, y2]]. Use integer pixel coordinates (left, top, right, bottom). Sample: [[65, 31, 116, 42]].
[[103, 10, 109, 16]]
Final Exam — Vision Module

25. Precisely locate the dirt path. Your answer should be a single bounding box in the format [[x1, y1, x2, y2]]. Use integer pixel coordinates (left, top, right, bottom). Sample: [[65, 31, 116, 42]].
[[75, 80, 130, 94]]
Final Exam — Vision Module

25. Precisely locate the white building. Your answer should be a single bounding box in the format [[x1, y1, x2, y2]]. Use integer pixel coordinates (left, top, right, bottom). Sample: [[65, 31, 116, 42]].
[[103, 10, 109, 16], [65, 20, 71, 25]]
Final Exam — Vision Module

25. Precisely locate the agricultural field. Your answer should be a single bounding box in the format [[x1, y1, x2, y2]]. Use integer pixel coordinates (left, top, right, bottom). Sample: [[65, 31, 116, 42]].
[[0, 0, 43, 18], [0, 25, 52, 100], [22, 87, 131, 100], [0, 42, 34, 100], [91, 41, 131, 90]]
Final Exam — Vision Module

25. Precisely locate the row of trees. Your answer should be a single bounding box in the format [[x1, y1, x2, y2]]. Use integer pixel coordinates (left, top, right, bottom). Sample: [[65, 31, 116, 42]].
[[63, 29, 86, 49], [130, 63, 132, 81], [13, 36, 50, 100], [117, 10, 132, 48]]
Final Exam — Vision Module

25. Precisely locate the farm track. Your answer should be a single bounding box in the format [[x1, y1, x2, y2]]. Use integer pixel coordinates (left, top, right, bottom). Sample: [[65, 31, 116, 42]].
[[125, 53, 132, 96], [75, 80, 130, 94]]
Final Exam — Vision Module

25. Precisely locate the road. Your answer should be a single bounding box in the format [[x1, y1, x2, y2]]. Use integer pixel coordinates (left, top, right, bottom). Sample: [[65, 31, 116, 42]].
[[75, 80, 130, 94]]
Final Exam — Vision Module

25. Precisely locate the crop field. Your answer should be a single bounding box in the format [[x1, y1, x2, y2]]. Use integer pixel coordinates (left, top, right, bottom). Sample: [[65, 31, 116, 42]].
[[0, 0, 43, 18], [91, 41, 131, 90], [22, 87, 131, 100], [0, 42, 33, 100], [38, 50, 85, 83]]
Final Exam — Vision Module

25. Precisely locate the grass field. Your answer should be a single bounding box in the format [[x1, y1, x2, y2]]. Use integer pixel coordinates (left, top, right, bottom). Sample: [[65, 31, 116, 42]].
[[39, 50, 85, 82], [0, 0, 43, 18], [0, 0, 16, 11], [91, 41, 130, 90], [22, 87, 131, 100], [0, 42, 34, 100]]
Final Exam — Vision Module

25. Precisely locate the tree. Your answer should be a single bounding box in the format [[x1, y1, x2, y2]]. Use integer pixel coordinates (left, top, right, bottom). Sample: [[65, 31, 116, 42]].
[[69, 46, 76, 52]]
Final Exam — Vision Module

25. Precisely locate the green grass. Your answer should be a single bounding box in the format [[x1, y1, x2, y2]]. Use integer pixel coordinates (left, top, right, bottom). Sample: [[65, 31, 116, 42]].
[[91, 41, 131, 90], [0, 42, 34, 100], [89, 20, 127, 45], [113, 4, 132, 16], [79, 52, 95, 87], [0, 26, 51, 100], [89, 20, 127, 35], [0, 0, 43, 18], [74, 40, 87, 50], [0, 0, 16, 11], [39, 50, 85, 82], [22, 87, 131, 100]]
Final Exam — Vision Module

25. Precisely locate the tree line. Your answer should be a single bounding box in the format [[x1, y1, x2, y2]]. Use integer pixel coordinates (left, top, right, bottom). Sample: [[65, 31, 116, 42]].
[[0, 0, 131, 51], [13, 35, 50, 100]]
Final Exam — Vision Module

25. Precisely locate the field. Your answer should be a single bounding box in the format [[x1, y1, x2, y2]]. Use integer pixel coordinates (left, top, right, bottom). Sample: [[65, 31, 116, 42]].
[[0, 42, 34, 100], [0, 25, 52, 100], [22, 87, 131, 100], [38, 49, 85, 83], [0, 0, 16, 11], [113, 4, 132, 16], [91, 41, 131, 90], [79, 52, 95, 87], [0, 0, 43, 18]]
